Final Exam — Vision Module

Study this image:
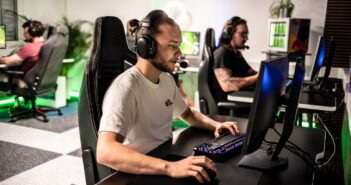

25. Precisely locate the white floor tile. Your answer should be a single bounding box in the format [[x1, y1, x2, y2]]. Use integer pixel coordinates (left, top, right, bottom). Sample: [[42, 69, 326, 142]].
[[35, 127, 81, 154], [0, 155, 86, 185], [0, 122, 80, 154]]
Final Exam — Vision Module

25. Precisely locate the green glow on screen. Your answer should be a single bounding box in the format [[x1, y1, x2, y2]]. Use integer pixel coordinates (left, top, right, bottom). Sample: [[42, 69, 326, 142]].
[[179, 31, 200, 56]]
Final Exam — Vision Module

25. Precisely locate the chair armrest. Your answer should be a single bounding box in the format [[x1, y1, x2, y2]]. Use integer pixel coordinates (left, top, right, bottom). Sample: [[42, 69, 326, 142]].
[[5, 70, 24, 75], [217, 101, 251, 109]]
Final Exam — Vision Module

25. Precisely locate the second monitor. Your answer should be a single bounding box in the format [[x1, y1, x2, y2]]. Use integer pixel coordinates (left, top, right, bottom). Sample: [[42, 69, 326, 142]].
[[238, 56, 305, 170]]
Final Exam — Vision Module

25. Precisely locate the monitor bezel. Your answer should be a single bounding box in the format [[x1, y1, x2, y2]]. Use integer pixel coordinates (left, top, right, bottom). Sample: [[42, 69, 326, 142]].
[[0, 25, 6, 49]]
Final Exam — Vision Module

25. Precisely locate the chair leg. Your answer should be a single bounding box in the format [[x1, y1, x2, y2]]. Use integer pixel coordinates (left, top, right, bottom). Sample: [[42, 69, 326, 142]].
[[9, 98, 63, 123]]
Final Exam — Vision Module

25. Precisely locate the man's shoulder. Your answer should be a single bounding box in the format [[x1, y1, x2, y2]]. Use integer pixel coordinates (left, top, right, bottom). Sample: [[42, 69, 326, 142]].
[[214, 46, 233, 58]]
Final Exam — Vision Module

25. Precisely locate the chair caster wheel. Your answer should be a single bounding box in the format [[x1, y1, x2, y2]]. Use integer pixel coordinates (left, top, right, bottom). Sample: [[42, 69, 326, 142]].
[[9, 118, 17, 122]]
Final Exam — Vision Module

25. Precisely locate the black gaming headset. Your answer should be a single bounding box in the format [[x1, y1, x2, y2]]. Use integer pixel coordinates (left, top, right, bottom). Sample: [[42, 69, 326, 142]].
[[221, 16, 243, 42], [136, 18, 157, 59], [27, 21, 39, 37]]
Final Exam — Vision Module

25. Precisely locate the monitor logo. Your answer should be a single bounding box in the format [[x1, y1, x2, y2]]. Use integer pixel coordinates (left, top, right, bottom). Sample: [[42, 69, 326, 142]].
[[165, 99, 173, 107]]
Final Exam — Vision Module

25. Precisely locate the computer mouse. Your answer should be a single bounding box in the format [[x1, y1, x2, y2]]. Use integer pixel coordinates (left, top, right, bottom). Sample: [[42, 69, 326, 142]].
[[204, 167, 217, 185]]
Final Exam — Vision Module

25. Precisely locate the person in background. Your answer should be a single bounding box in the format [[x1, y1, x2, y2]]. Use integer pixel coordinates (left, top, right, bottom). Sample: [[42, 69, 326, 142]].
[[97, 10, 240, 183], [212, 16, 258, 103], [0, 20, 45, 91]]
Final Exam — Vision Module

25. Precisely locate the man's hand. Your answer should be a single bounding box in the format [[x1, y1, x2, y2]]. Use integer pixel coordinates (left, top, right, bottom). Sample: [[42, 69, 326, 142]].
[[166, 155, 216, 183], [214, 121, 240, 137]]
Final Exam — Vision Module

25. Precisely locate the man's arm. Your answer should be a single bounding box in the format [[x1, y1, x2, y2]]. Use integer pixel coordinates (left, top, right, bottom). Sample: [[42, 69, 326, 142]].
[[214, 68, 258, 92], [180, 107, 240, 137], [97, 131, 216, 183], [0, 54, 23, 66]]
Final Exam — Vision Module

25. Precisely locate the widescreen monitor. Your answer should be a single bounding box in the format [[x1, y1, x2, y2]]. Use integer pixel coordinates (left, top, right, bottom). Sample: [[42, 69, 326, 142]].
[[0, 25, 6, 49], [238, 56, 305, 170], [309, 35, 326, 83], [180, 31, 200, 56]]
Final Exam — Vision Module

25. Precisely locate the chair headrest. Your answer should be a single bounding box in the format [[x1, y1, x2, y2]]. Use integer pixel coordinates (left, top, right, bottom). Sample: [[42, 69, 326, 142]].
[[205, 28, 216, 50], [53, 25, 69, 36]]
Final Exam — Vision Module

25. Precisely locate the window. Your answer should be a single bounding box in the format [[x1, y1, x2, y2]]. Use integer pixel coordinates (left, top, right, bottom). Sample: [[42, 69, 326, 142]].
[[0, 0, 18, 41]]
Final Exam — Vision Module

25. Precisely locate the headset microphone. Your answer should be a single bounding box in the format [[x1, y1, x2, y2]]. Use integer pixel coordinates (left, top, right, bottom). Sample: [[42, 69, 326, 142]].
[[177, 59, 189, 68], [244, 45, 250, 49]]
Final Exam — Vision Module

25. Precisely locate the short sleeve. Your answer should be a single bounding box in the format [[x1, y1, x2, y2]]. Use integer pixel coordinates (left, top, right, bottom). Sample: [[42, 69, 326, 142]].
[[99, 83, 137, 137], [16, 44, 32, 60]]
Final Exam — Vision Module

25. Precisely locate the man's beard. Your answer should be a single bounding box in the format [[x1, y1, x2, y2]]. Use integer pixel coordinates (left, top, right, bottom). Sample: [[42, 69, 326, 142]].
[[150, 58, 173, 73]]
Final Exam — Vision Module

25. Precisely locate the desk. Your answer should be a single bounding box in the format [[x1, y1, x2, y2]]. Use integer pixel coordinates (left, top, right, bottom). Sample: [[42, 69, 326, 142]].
[[228, 89, 337, 112], [96, 116, 325, 185]]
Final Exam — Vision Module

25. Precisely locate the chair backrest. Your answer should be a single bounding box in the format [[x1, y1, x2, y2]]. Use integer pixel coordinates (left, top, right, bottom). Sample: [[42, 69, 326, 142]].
[[198, 28, 219, 115], [201, 28, 216, 60], [23, 25, 69, 95], [198, 45, 219, 115], [78, 16, 137, 185]]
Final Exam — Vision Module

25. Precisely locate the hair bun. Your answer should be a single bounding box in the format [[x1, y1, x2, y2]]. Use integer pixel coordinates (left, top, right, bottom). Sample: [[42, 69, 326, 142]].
[[128, 19, 139, 37]]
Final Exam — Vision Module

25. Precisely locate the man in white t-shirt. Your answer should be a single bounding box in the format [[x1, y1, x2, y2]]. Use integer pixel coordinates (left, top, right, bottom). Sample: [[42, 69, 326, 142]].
[[97, 10, 240, 184]]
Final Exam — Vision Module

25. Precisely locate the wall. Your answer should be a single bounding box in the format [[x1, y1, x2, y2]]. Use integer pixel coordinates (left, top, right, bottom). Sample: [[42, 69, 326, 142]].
[[11, 0, 328, 69]]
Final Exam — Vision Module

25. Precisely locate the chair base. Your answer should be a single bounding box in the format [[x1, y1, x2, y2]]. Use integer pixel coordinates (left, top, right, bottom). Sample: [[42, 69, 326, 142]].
[[9, 106, 63, 123]]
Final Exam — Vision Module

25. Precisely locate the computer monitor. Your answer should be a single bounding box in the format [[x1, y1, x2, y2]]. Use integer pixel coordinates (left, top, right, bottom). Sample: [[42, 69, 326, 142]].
[[317, 36, 336, 91], [180, 31, 200, 56], [0, 25, 6, 49], [309, 35, 326, 84], [238, 56, 305, 170]]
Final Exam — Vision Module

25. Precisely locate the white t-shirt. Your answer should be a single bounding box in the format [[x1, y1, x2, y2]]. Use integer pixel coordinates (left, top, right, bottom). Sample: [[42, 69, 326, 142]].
[[99, 67, 188, 154]]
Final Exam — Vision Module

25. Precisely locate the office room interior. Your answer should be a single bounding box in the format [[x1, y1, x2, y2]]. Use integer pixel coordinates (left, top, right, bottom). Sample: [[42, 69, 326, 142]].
[[0, 0, 350, 185]]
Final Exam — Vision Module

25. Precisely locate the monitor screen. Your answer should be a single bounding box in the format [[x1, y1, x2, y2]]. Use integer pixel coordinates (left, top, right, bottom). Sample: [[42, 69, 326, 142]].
[[0, 25, 6, 49], [180, 31, 200, 56], [309, 35, 326, 82], [238, 56, 290, 170]]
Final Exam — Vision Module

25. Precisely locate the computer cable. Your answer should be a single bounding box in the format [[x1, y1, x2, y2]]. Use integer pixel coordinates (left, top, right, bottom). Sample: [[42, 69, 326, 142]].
[[315, 115, 336, 168], [270, 127, 317, 169], [335, 97, 345, 110]]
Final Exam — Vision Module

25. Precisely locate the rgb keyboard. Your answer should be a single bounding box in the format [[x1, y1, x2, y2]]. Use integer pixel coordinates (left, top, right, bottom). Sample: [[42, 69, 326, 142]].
[[193, 132, 246, 159]]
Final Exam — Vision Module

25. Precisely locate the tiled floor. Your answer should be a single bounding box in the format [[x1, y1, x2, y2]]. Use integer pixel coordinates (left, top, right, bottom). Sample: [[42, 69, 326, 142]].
[[0, 102, 86, 185], [0, 101, 188, 185]]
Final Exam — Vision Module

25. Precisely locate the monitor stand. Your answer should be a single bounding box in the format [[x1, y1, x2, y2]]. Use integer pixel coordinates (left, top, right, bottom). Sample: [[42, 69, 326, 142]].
[[303, 78, 332, 95], [238, 149, 288, 171]]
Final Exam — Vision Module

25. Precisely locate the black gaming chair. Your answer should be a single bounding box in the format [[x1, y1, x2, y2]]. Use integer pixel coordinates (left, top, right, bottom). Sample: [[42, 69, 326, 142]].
[[198, 28, 250, 116], [78, 16, 137, 185], [5, 25, 69, 122]]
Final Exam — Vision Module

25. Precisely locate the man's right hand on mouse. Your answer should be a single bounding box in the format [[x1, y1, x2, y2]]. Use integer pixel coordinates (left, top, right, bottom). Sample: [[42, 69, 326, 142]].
[[165, 155, 216, 183]]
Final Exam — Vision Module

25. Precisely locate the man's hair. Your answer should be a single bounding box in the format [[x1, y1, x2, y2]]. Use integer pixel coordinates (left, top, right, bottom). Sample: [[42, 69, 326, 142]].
[[128, 10, 177, 39], [219, 16, 247, 47], [22, 20, 45, 37]]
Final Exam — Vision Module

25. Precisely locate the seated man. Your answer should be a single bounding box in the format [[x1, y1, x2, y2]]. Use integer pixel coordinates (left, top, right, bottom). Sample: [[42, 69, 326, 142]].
[[0, 20, 45, 91], [97, 10, 240, 184], [212, 16, 258, 103]]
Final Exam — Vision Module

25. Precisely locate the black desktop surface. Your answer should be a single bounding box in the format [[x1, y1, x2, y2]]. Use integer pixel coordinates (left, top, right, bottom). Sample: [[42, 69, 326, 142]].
[[96, 116, 326, 185]]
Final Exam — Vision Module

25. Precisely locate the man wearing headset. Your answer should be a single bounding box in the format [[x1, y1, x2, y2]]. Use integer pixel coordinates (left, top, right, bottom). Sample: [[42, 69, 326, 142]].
[[97, 10, 240, 184], [0, 20, 45, 90], [212, 16, 258, 103]]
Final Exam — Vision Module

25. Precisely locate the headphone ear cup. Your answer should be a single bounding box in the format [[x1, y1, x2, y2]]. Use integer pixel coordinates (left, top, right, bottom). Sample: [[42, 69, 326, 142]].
[[28, 22, 37, 37], [136, 35, 156, 59], [222, 27, 233, 42]]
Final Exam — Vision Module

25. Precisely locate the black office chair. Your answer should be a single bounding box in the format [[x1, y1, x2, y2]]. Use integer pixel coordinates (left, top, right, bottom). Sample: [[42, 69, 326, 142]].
[[78, 16, 137, 185], [198, 28, 250, 116], [5, 25, 69, 122], [201, 28, 216, 61]]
